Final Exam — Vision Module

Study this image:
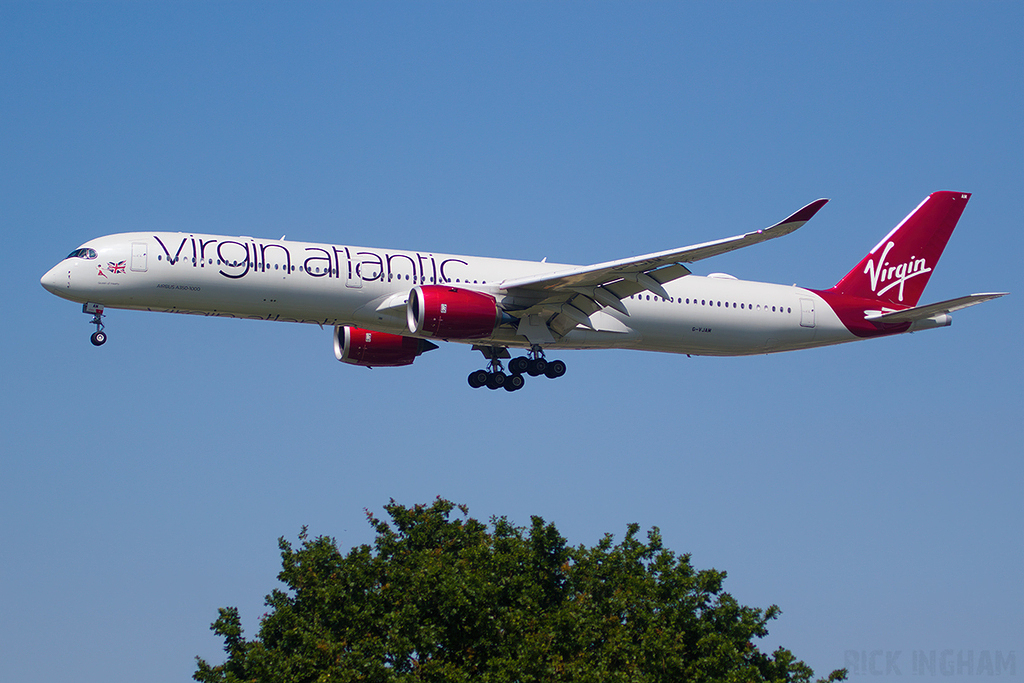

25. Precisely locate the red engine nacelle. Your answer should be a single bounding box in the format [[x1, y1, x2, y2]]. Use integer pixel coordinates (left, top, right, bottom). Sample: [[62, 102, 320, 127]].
[[407, 285, 501, 339], [334, 326, 438, 367]]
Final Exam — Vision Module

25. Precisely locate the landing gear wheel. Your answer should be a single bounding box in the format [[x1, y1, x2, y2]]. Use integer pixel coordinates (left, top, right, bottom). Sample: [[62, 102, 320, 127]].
[[527, 357, 547, 376], [503, 373, 526, 391], [544, 359, 566, 379], [468, 369, 489, 388], [84, 303, 106, 347], [486, 371, 507, 390], [508, 356, 530, 375]]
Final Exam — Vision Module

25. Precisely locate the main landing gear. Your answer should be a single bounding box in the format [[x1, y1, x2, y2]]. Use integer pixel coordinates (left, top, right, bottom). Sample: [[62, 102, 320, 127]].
[[84, 302, 107, 346], [467, 345, 566, 392]]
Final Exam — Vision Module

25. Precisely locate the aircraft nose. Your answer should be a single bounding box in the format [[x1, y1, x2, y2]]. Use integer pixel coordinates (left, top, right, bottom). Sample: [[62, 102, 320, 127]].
[[40, 263, 67, 294]]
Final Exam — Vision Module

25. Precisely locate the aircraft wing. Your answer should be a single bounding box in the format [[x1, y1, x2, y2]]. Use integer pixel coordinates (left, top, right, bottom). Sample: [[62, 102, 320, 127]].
[[498, 198, 829, 340], [499, 199, 828, 294], [865, 292, 1008, 323]]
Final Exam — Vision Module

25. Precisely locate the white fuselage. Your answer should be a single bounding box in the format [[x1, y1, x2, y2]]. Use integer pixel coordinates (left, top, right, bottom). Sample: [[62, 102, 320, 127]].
[[41, 231, 857, 356]]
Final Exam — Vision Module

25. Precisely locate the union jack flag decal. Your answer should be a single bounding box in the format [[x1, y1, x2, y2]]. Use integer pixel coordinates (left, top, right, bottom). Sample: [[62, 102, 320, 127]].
[[107, 260, 126, 274]]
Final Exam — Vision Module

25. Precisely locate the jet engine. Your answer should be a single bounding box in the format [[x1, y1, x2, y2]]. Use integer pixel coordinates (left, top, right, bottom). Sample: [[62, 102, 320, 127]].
[[406, 285, 502, 339], [334, 326, 438, 367]]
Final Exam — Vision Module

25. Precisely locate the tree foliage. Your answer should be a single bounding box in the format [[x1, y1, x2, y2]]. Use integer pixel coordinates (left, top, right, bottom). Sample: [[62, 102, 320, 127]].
[[195, 499, 845, 683]]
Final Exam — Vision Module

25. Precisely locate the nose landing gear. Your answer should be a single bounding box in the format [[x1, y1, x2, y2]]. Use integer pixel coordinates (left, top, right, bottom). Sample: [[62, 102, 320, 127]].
[[84, 303, 106, 346], [467, 345, 566, 391]]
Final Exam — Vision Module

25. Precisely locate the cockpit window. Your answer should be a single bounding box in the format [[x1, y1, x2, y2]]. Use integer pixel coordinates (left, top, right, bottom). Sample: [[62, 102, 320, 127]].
[[66, 248, 97, 260]]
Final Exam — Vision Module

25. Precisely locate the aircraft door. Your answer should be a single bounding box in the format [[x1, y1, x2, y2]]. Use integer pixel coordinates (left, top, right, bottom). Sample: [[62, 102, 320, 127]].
[[800, 298, 815, 328], [131, 242, 148, 272]]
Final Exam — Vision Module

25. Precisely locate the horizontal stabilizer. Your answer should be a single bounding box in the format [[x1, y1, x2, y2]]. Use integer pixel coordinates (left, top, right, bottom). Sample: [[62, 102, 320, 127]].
[[865, 292, 1008, 323]]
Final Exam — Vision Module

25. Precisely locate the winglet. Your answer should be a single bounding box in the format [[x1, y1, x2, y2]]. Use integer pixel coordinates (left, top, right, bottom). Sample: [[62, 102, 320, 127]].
[[760, 198, 829, 239], [784, 198, 830, 226]]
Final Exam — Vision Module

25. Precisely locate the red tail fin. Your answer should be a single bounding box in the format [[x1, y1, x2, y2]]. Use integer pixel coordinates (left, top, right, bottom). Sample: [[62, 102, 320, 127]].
[[827, 191, 971, 307]]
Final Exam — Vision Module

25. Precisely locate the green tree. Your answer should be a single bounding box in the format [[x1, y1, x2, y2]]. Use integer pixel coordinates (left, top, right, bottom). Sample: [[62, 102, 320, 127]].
[[195, 499, 846, 683]]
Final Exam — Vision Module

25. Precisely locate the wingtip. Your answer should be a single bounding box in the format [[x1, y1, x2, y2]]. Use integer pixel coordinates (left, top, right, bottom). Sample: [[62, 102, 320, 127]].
[[775, 198, 829, 228], [792, 198, 830, 222]]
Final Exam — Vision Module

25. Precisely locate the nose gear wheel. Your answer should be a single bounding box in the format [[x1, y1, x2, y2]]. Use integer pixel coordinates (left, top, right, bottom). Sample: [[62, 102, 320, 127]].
[[84, 303, 106, 346]]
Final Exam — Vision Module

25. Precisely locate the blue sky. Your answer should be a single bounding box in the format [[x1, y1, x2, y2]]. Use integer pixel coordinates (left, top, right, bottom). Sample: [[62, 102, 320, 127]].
[[2, 2, 1021, 680]]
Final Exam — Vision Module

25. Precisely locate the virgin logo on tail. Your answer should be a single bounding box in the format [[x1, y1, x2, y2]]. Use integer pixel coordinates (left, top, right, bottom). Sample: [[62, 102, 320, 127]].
[[863, 241, 932, 302], [827, 191, 968, 309]]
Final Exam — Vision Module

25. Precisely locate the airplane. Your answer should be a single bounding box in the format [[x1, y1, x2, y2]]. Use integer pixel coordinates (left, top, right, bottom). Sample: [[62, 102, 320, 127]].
[[40, 191, 1006, 391]]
